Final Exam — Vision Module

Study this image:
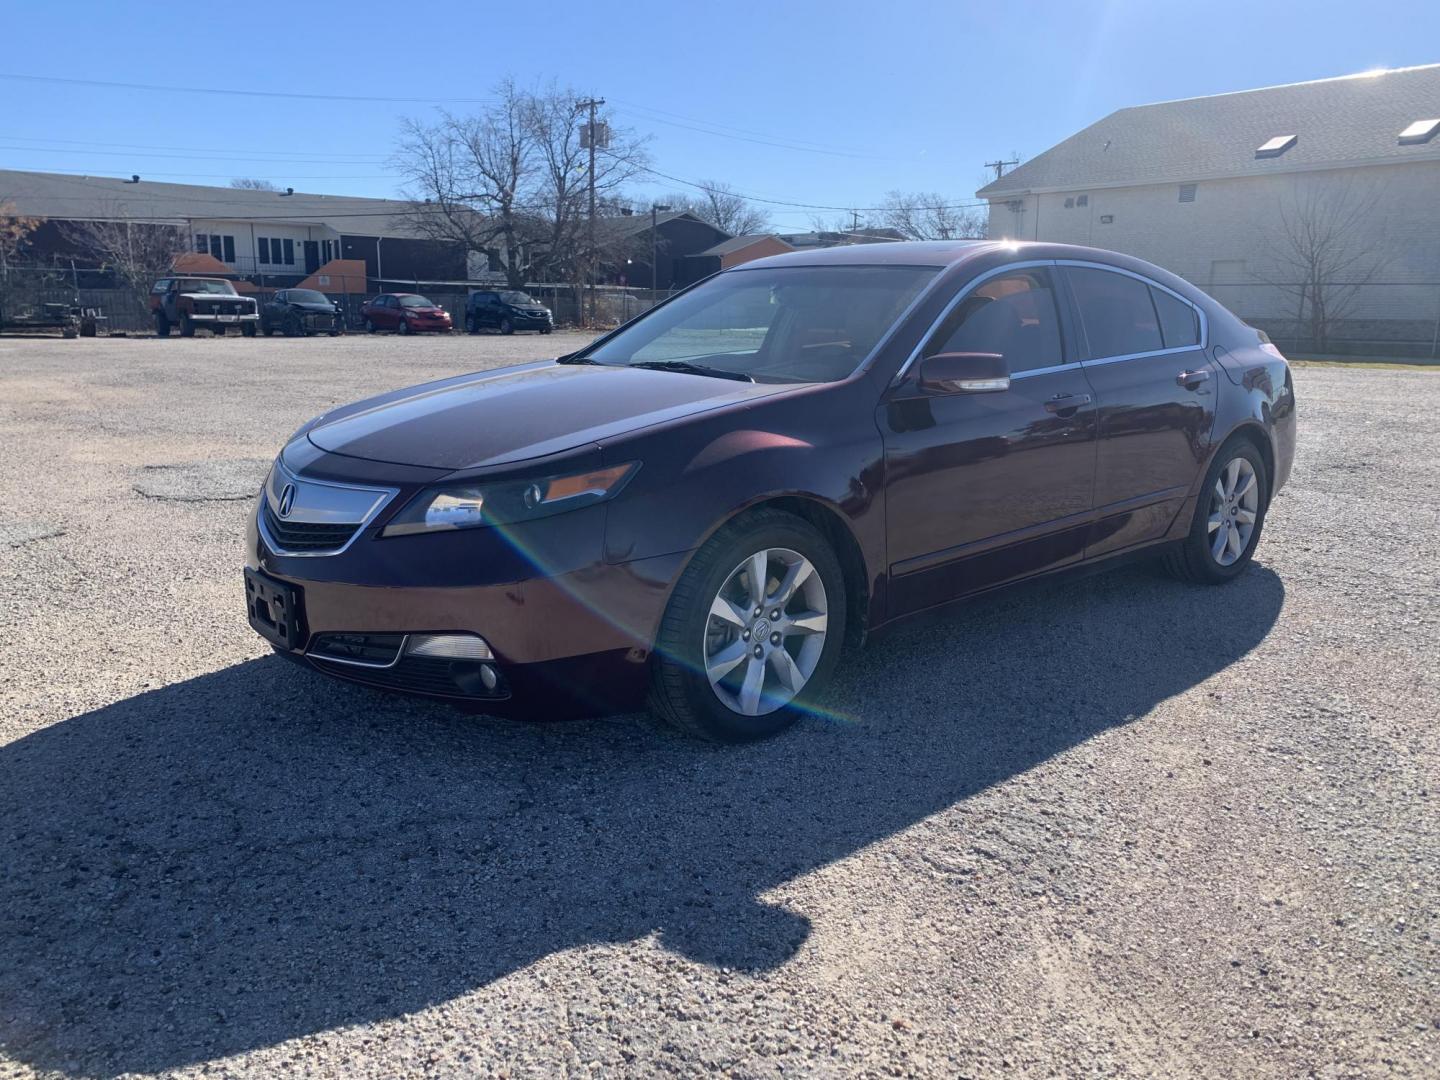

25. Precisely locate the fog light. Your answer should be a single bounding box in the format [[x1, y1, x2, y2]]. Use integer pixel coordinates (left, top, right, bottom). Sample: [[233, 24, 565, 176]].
[[479, 664, 499, 691], [404, 633, 494, 660]]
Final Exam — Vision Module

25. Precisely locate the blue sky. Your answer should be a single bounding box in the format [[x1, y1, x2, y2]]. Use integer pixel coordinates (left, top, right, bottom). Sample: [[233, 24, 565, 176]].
[[3, 0, 1437, 228]]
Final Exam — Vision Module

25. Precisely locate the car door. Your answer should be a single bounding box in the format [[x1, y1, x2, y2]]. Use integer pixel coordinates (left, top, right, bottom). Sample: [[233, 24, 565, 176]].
[[265, 291, 286, 330], [878, 264, 1099, 616], [477, 292, 499, 327], [1059, 264, 1215, 557], [376, 295, 398, 329]]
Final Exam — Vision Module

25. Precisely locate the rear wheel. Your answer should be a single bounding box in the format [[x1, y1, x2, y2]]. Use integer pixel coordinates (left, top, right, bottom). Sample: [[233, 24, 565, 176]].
[[364, 318, 376, 333], [648, 509, 845, 742], [1165, 438, 1269, 584]]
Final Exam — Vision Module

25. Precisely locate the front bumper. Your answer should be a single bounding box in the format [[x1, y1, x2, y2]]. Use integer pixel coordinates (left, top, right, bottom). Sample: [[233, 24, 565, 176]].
[[190, 312, 259, 323], [244, 467, 686, 716]]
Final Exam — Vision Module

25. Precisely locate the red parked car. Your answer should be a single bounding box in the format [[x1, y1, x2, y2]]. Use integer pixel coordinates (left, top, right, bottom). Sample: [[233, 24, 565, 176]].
[[360, 293, 453, 335]]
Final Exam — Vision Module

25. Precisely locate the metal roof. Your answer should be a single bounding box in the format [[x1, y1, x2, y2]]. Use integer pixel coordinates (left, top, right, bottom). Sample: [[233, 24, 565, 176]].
[[977, 64, 1440, 198], [0, 168, 438, 238]]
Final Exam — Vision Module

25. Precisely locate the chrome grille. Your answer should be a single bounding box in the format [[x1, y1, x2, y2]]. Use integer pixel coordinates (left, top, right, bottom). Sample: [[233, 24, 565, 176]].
[[261, 502, 359, 553]]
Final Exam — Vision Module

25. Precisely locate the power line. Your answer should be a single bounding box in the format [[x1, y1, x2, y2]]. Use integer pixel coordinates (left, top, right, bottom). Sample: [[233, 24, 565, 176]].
[[0, 71, 496, 104]]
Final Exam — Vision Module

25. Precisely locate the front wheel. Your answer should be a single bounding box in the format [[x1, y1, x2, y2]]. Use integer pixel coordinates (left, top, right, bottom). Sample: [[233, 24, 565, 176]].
[[648, 509, 845, 742], [179, 315, 195, 338], [154, 313, 171, 338], [241, 323, 257, 337], [364, 318, 376, 333], [1165, 438, 1269, 584], [397, 319, 410, 336], [499, 317, 514, 335]]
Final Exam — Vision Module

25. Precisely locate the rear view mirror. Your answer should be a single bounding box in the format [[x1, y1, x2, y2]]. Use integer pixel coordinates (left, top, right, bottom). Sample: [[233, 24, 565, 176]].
[[919, 351, 1010, 393]]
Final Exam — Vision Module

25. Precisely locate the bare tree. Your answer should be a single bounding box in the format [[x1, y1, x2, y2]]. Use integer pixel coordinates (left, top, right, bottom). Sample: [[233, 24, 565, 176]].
[[1259, 176, 1388, 352], [876, 190, 986, 240], [667, 180, 770, 235], [0, 198, 43, 314], [229, 178, 280, 191], [394, 79, 649, 289], [60, 208, 189, 314]]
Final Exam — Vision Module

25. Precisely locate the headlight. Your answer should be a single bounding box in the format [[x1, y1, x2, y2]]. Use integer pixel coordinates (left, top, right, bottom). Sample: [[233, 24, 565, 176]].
[[382, 462, 639, 537]]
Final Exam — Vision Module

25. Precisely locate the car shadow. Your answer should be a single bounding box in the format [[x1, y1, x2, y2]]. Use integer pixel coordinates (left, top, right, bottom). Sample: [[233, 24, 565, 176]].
[[0, 562, 1284, 1076]]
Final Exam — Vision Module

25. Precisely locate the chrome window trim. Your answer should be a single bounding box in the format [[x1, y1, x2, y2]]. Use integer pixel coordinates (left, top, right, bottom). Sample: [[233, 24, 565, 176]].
[[257, 457, 399, 558], [891, 259, 1058, 385], [890, 257, 1208, 386], [1058, 259, 1208, 358]]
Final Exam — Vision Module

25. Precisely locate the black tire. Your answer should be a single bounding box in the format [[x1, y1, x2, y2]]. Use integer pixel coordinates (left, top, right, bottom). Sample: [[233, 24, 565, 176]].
[[212, 325, 226, 336], [283, 313, 303, 338], [262, 323, 275, 337], [540, 326, 553, 335], [154, 312, 171, 338], [241, 323, 257, 337], [179, 315, 195, 338], [499, 317, 514, 335], [364, 318, 376, 333], [1164, 437, 1269, 585], [328, 330, 341, 337], [648, 509, 847, 742], [466, 316, 479, 335], [397, 319, 410, 336]]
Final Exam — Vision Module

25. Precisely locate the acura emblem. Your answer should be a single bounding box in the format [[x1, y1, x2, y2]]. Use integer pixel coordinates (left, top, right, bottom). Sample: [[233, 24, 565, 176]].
[[278, 483, 296, 517]]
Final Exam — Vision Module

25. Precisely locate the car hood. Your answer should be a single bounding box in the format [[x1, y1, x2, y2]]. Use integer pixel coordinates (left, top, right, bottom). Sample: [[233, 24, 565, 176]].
[[306, 360, 796, 470], [289, 302, 339, 313]]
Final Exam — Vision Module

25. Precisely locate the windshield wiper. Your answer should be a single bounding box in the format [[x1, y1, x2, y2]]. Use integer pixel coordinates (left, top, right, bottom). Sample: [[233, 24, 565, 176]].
[[627, 360, 753, 382], [555, 352, 599, 364]]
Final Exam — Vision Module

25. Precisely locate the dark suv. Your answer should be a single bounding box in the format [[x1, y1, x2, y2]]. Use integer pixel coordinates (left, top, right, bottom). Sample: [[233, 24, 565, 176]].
[[465, 289, 553, 335]]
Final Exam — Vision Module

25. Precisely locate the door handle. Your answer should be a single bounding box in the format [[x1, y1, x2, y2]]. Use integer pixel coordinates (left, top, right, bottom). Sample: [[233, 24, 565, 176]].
[[1044, 392, 1092, 416], [1176, 368, 1212, 389]]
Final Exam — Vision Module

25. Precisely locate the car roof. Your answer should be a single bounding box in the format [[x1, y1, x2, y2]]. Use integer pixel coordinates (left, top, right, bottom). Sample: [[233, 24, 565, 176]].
[[737, 240, 998, 270]]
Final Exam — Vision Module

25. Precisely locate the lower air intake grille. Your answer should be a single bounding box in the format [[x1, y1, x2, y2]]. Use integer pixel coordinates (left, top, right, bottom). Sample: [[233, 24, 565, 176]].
[[262, 502, 360, 554]]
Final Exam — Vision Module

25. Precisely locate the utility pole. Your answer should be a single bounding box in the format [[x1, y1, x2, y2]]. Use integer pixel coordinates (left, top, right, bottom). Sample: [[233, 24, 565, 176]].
[[578, 97, 605, 327], [985, 157, 1019, 181]]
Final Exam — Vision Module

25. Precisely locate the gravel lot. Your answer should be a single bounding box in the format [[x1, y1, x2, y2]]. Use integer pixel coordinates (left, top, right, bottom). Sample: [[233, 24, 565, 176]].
[[0, 333, 1436, 1079]]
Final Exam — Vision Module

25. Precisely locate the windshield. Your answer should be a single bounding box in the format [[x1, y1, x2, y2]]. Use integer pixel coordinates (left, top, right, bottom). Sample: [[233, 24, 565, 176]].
[[584, 265, 938, 383], [399, 295, 435, 308], [177, 279, 237, 295], [501, 291, 538, 306], [288, 289, 329, 305]]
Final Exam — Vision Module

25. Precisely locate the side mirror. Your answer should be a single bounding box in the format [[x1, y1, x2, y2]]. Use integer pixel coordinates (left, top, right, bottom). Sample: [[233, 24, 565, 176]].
[[919, 351, 1010, 394]]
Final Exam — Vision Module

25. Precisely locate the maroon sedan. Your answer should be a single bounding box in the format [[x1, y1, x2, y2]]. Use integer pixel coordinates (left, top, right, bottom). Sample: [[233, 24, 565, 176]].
[[360, 292, 453, 334], [246, 241, 1295, 741]]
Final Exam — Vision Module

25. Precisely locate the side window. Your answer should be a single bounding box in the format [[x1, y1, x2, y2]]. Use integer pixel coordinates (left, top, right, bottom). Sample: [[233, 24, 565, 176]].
[[194, 235, 208, 254], [1067, 267, 1163, 359], [1151, 286, 1200, 348], [257, 238, 270, 264], [929, 268, 1064, 374], [222, 236, 235, 263], [282, 239, 295, 266], [152, 279, 171, 295]]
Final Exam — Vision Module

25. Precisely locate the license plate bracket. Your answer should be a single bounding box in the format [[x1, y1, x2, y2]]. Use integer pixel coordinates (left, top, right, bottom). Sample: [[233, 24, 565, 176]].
[[218, 314, 238, 323], [245, 568, 305, 650]]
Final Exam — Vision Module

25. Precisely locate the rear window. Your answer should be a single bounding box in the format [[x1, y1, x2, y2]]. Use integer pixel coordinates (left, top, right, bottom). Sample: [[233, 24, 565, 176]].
[[1067, 267, 1162, 359], [1151, 287, 1200, 349]]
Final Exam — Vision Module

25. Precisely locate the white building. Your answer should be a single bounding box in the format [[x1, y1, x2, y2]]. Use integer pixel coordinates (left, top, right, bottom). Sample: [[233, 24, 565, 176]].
[[977, 64, 1440, 355]]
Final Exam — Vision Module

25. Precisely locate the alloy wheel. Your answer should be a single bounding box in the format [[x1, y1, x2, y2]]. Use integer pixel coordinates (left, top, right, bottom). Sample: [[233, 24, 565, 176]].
[[703, 547, 828, 716], [1208, 456, 1260, 566]]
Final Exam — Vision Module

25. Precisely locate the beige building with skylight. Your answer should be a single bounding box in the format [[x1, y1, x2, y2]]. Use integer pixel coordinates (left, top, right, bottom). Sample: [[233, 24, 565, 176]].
[[977, 64, 1440, 355]]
